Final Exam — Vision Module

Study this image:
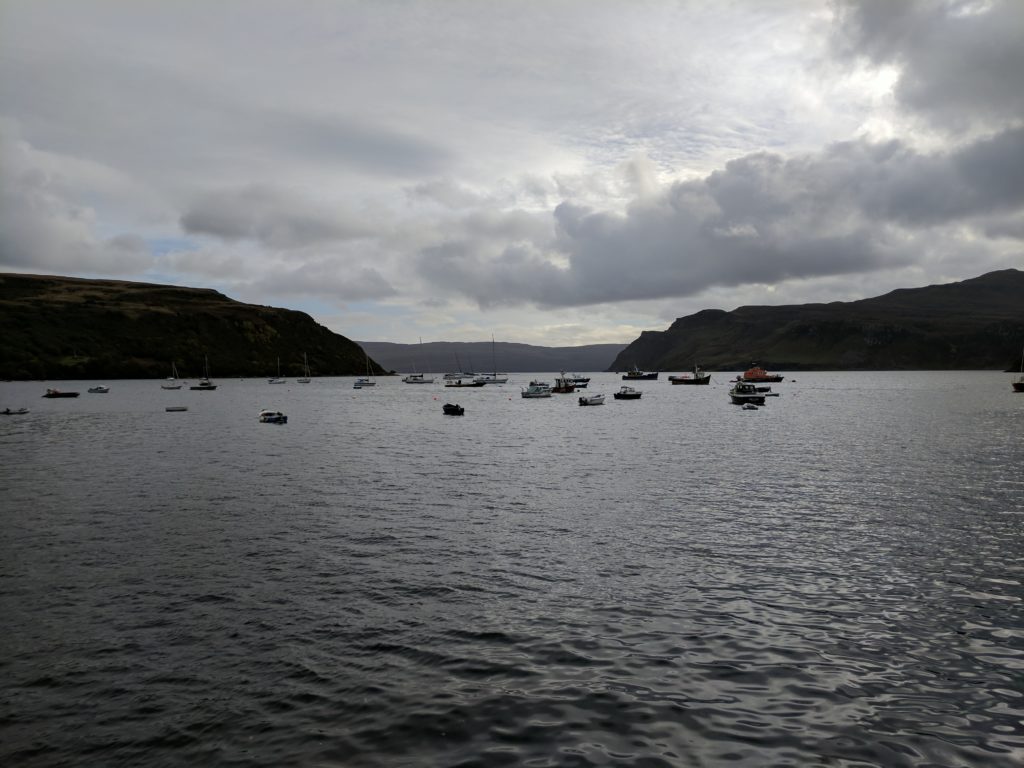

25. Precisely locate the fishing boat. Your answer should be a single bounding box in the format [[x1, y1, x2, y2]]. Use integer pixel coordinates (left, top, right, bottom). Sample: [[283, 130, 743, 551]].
[[551, 372, 576, 393], [669, 365, 711, 385], [729, 381, 766, 405], [613, 385, 642, 400], [568, 374, 590, 388], [740, 364, 784, 383], [191, 356, 217, 390], [442, 403, 465, 415], [578, 393, 605, 406], [268, 357, 286, 384], [297, 353, 311, 384], [162, 362, 183, 389], [259, 410, 288, 424], [521, 380, 552, 398], [87, 385, 110, 393], [622, 366, 658, 380], [1013, 345, 1024, 393], [42, 389, 79, 398]]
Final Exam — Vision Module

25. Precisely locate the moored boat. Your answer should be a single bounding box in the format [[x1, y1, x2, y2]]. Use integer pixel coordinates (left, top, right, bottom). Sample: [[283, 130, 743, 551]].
[[2, 407, 30, 415], [729, 381, 766, 405], [445, 378, 485, 387], [259, 410, 288, 423], [740, 364, 783, 383], [43, 389, 79, 398], [353, 377, 376, 389], [613, 385, 642, 400], [87, 385, 110, 393], [578, 393, 604, 406], [568, 374, 590, 388], [622, 366, 657, 380], [552, 372, 576, 393], [162, 362, 183, 389], [403, 373, 435, 384], [1013, 345, 1024, 392], [165, 406, 188, 412], [521, 381, 552, 398], [669, 365, 711, 385], [442, 403, 465, 415], [190, 356, 217, 390]]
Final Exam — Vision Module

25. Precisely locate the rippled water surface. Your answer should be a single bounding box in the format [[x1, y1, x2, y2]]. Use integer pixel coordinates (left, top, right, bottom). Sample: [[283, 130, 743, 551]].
[[2, 372, 1023, 767]]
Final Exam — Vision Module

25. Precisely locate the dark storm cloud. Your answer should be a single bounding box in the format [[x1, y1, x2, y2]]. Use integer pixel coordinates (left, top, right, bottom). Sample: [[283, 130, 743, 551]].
[[180, 186, 372, 249], [831, 0, 1024, 130], [417, 128, 1024, 308]]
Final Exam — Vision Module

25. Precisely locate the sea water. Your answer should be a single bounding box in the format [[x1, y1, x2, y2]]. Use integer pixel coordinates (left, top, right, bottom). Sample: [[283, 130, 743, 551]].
[[1, 371, 1022, 767]]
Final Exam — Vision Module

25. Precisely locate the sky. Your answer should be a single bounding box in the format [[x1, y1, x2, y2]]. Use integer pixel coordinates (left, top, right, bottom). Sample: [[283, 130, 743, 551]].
[[1, 0, 1022, 345]]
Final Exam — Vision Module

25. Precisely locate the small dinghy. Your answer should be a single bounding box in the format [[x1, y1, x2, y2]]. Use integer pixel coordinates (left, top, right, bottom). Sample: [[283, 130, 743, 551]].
[[165, 406, 188, 412], [442, 403, 464, 415], [259, 410, 288, 423], [578, 394, 605, 406]]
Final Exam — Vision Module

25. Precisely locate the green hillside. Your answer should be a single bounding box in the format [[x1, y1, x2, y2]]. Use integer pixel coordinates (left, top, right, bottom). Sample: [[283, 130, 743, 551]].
[[0, 273, 383, 380], [611, 269, 1024, 371]]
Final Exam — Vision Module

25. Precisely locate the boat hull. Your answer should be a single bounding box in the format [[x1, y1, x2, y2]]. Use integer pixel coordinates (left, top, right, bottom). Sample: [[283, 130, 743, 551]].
[[442, 404, 464, 415], [669, 376, 710, 385], [42, 391, 79, 398], [1014, 381, 1024, 392], [613, 392, 642, 399]]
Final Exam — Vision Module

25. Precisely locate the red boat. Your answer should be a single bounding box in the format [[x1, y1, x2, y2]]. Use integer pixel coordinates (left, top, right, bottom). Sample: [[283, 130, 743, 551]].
[[740, 365, 783, 383]]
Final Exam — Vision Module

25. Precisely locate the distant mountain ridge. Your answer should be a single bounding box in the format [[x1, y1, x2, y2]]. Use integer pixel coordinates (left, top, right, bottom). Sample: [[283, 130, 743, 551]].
[[358, 341, 627, 374], [611, 269, 1024, 371], [0, 273, 383, 379]]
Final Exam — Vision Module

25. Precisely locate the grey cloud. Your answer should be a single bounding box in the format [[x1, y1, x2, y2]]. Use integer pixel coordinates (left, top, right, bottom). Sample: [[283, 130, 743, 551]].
[[180, 186, 373, 249], [0, 134, 152, 275], [250, 263, 397, 303], [831, 0, 1024, 130], [416, 129, 1024, 308]]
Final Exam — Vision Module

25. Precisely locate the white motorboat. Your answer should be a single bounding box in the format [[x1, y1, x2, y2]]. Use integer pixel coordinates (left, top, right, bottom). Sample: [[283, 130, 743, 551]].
[[578, 393, 605, 406], [474, 373, 508, 384], [568, 374, 591, 388], [87, 385, 110, 393], [521, 380, 552, 398], [259, 410, 288, 423]]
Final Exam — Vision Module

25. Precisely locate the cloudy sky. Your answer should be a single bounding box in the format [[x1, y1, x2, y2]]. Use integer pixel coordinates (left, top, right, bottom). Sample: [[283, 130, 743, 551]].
[[2, 0, 1022, 344]]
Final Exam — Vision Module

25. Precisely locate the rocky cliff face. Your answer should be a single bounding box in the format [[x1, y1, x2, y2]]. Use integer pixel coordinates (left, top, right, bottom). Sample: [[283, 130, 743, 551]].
[[610, 269, 1024, 371], [0, 273, 381, 379]]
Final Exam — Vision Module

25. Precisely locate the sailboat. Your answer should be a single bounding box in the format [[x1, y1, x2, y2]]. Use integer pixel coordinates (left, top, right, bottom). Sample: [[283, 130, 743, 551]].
[[354, 352, 376, 389], [475, 336, 508, 384], [190, 356, 217, 390], [403, 338, 435, 383], [268, 357, 287, 384], [297, 353, 311, 384], [1013, 345, 1024, 393], [161, 362, 183, 390]]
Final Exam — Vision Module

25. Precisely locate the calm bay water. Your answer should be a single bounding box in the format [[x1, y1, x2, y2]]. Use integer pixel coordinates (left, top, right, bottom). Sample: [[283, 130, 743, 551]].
[[1, 371, 1022, 767]]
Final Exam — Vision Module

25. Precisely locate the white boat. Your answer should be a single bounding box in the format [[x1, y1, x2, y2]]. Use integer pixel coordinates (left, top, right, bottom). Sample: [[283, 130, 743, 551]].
[[474, 335, 508, 384], [521, 380, 552, 398], [578, 393, 604, 406], [87, 385, 110, 393], [444, 371, 477, 380], [474, 373, 508, 384], [568, 374, 591, 388], [259, 410, 288, 423], [297, 353, 311, 384], [268, 357, 286, 384], [354, 352, 376, 388], [161, 362, 183, 390], [403, 373, 435, 384]]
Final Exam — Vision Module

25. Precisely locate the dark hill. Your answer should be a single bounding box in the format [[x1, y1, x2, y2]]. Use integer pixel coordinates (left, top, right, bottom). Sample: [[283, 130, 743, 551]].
[[610, 269, 1024, 371], [358, 340, 627, 374], [0, 273, 383, 380]]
